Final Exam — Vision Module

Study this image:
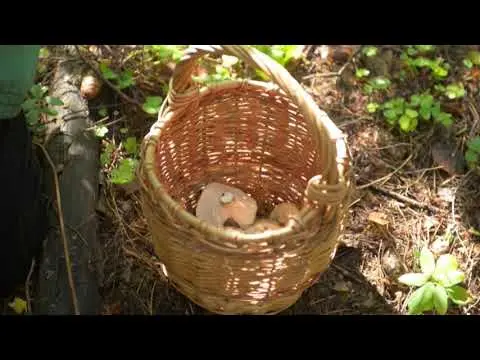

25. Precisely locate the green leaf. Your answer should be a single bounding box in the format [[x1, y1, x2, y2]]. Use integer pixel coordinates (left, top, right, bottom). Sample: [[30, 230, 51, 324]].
[[398, 273, 429, 287], [110, 158, 138, 185], [123, 137, 138, 155], [98, 108, 108, 117], [405, 109, 418, 118], [413, 57, 432, 68], [446, 285, 472, 306], [407, 282, 435, 314], [444, 270, 466, 287], [117, 71, 135, 89], [420, 95, 434, 108], [468, 51, 480, 65], [419, 106, 431, 120], [432, 285, 449, 315], [362, 46, 378, 57], [466, 150, 479, 167], [366, 102, 379, 113], [406, 47, 418, 56], [434, 254, 458, 274], [431, 102, 441, 119], [362, 84, 373, 95], [42, 107, 58, 116], [142, 96, 163, 115], [8, 297, 27, 314], [355, 68, 370, 78], [100, 143, 114, 167], [30, 84, 45, 99], [120, 127, 129, 134], [464, 59, 474, 69], [45, 96, 64, 106], [399, 115, 413, 132], [99, 63, 118, 80], [149, 45, 185, 62], [444, 83, 465, 99], [21, 98, 37, 111], [94, 125, 108, 138], [370, 76, 391, 90], [410, 94, 421, 107], [432, 65, 448, 79], [383, 109, 398, 121], [420, 247, 436, 275], [435, 112, 453, 127], [25, 109, 40, 125], [415, 45, 435, 53], [468, 137, 480, 153]]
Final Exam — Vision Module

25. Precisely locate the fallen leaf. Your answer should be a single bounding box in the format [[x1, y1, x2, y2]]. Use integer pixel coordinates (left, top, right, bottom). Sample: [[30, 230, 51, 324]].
[[8, 297, 27, 314], [431, 140, 466, 175], [333, 280, 351, 292], [424, 216, 439, 231], [437, 187, 455, 203], [430, 237, 450, 255], [368, 211, 389, 226]]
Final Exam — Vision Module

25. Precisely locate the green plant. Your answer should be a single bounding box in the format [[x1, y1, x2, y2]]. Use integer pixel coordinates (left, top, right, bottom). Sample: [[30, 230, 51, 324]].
[[398, 247, 472, 315], [368, 92, 455, 132], [142, 96, 163, 115], [362, 46, 378, 57], [21, 84, 64, 131], [465, 136, 480, 169], [99, 134, 140, 185], [193, 64, 234, 84], [99, 62, 135, 90], [252, 45, 304, 80], [443, 83, 466, 99], [355, 68, 370, 78], [363, 76, 391, 95], [147, 45, 186, 64]]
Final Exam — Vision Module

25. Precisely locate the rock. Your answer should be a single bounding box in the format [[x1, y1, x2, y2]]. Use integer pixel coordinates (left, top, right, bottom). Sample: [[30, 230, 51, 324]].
[[381, 249, 403, 278], [431, 140, 467, 176], [430, 237, 450, 255], [437, 187, 456, 204]]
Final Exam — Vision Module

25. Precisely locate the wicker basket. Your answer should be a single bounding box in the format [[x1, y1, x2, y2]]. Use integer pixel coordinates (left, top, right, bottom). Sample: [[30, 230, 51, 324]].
[[138, 45, 353, 315]]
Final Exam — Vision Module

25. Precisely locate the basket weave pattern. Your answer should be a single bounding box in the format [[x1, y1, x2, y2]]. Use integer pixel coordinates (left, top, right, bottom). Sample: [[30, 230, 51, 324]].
[[138, 45, 353, 314]]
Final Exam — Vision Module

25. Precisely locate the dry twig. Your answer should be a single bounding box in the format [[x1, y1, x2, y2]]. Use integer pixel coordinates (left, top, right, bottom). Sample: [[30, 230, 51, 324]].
[[33, 142, 80, 315]]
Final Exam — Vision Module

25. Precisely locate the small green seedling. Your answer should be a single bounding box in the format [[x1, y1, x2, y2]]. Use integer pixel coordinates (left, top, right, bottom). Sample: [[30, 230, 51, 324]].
[[21, 84, 64, 132], [465, 136, 480, 169], [362, 46, 378, 57], [443, 83, 466, 99], [467, 51, 480, 66], [109, 136, 140, 185], [142, 96, 163, 115], [99, 63, 135, 90], [375, 93, 454, 132], [355, 68, 370, 78], [147, 45, 186, 63], [110, 158, 138, 185], [398, 247, 472, 315]]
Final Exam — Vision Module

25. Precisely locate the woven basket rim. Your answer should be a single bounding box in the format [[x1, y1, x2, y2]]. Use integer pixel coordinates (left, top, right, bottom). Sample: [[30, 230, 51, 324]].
[[139, 78, 350, 244]]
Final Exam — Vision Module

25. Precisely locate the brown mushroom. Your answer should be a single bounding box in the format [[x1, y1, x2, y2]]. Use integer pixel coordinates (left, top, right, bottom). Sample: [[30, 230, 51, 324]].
[[269, 202, 300, 226], [244, 218, 281, 234], [80, 74, 102, 100], [195, 182, 257, 229]]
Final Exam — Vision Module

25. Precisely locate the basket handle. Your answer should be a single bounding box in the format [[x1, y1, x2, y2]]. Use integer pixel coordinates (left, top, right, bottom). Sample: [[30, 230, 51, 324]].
[[164, 45, 350, 207]]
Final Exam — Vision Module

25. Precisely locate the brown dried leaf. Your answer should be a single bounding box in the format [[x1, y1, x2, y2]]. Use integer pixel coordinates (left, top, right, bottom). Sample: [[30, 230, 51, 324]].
[[368, 211, 389, 226]]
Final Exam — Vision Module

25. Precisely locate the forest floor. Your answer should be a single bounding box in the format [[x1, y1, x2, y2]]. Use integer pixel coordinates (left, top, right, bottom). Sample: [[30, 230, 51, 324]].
[[5, 45, 480, 315]]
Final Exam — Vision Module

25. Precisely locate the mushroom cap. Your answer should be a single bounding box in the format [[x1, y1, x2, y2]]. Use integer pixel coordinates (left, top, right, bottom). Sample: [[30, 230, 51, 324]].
[[195, 182, 258, 228], [244, 218, 281, 234], [269, 202, 300, 225]]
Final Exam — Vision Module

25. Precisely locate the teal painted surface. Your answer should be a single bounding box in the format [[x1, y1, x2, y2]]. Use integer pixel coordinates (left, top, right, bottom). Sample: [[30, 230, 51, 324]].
[[0, 45, 40, 119]]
